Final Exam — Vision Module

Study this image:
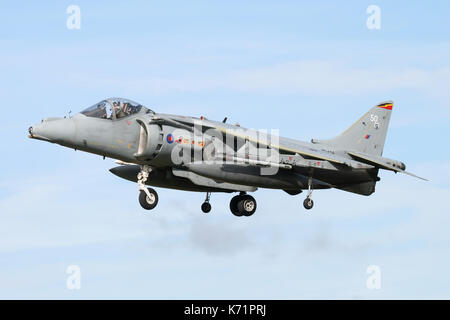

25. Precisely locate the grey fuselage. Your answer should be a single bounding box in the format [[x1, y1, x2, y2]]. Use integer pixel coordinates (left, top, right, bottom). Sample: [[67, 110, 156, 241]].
[[29, 106, 385, 195]]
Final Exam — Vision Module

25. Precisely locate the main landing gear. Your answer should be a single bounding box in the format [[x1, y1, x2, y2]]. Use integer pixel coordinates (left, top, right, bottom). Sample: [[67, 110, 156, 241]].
[[134, 167, 257, 216], [303, 176, 314, 210], [229, 192, 257, 217], [137, 165, 159, 210], [200, 192, 257, 216]]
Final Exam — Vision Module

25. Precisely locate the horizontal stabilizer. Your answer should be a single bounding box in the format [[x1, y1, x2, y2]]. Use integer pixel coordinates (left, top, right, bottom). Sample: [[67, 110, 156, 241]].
[[401, 170, 428, 181], [348, 151, 428, 181]]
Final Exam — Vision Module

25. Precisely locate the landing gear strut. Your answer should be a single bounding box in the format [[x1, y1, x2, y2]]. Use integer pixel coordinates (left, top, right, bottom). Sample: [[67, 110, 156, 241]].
[[303, 176, 314, 210], [137, 165, 159, 210], [201, 192, 212, 213], [230, 192, 257, 217]]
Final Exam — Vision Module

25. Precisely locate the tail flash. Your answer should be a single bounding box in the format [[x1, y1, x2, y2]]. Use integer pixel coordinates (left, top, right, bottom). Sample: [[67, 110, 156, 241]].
[[313, 101, 393, 156]]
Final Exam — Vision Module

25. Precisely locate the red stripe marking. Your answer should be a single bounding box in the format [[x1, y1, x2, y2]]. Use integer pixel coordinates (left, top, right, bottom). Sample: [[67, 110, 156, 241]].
[[378, 104, 393, 110]]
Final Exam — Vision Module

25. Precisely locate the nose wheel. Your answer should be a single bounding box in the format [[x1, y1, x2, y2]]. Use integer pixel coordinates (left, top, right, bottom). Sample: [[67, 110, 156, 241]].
[[137, 165, 159, 210], [139, 188, 159, 210], [229, 193, 257, 217]]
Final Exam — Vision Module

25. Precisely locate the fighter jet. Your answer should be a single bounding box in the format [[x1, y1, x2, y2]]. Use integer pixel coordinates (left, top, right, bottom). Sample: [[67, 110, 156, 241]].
[[28, 98, 426, 216]]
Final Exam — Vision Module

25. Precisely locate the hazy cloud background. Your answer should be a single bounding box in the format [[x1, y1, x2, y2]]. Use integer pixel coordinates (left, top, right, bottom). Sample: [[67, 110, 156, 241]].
[[0, 1, 449, 299]]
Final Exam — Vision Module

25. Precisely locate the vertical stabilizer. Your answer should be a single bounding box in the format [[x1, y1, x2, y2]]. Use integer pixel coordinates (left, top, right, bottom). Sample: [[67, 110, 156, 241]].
[[315, 101, 393, 156]]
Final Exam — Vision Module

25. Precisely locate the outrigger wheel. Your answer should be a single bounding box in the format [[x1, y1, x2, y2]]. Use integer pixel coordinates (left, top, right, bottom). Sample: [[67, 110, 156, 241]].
[[303, 197, 314, 210], [201, 192, 212, 213], [201, 202, 211, 213], [303, 175, 314, 210]]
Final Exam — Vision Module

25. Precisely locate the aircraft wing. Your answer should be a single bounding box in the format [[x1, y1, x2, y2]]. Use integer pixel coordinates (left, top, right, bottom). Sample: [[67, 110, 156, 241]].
[[153, 114, 363, 167], [213, 127, 379, 170]]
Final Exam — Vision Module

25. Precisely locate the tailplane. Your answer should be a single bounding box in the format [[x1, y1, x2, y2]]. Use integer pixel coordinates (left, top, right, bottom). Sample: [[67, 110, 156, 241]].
[[313, 101, 393, 156]]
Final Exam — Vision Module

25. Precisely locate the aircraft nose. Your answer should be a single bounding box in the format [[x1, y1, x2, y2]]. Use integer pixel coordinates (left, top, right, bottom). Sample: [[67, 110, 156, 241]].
[[28, 118, 75, 144], [28, 121, 51, 142]]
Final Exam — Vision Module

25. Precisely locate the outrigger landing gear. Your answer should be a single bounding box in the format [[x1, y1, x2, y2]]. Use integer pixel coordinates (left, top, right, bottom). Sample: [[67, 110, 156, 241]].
[[303, 176, 314, 210], [229, 192, 257, 217], [137, 165, 159, 210], [201, 192, 212, 213]]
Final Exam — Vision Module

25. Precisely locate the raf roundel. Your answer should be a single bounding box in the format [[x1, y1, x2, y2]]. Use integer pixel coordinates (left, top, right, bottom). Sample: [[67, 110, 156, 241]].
[[166, 133, 174, 144]]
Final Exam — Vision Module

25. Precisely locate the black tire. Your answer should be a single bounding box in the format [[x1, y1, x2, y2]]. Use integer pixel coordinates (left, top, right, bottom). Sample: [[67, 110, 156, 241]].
[[139, 188, 158, 210], [237, 195, 257, 216], [303, 198, 313, 210], [229, 195, 242, 216], [201, 202, 211, 213]]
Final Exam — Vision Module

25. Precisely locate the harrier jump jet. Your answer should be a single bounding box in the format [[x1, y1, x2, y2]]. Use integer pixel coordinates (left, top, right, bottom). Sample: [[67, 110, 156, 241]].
[[28, 98, 425, 216]]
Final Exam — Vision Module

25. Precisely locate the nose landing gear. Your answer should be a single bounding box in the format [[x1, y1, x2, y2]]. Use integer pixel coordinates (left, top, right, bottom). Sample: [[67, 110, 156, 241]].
[[139, 187, 158, 210], [137, 165, 159, 210]]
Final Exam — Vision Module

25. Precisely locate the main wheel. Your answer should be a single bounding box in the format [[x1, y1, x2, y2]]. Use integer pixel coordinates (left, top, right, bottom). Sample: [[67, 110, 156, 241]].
[[201, 202, 211, 213], [303, 197, 313, 210], [229, 195, 242, 216], [139, 188, 158, 210], [237, 195, 257, 216]]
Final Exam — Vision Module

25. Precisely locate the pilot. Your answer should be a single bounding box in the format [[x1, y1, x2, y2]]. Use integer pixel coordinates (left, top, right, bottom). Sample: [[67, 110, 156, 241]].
[[117, 102, 128, 118], [126, 103, 132, 114], [122, 103, 129, 114], [110, 101, 120, 119]]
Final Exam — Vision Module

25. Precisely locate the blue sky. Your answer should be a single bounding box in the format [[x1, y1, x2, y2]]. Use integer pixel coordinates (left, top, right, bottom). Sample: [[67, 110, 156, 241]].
[[0, 1, 449, 299]]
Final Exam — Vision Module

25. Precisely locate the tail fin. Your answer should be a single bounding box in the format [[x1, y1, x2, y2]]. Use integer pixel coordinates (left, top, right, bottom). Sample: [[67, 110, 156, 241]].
[[313, 101, 393, 156]]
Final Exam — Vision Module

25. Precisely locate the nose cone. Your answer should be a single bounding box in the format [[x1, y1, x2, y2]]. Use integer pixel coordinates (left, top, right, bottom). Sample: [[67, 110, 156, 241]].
[[29, 118, 75, 145], [109, 165, 140, 182]]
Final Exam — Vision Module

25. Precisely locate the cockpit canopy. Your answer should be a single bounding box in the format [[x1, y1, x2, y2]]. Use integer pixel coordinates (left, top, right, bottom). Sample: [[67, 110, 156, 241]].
[[81, 98, 151, 120]]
